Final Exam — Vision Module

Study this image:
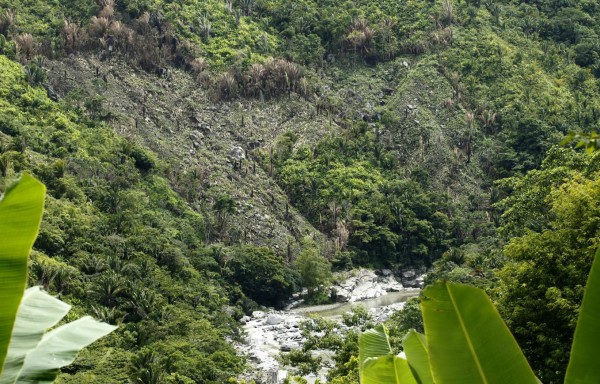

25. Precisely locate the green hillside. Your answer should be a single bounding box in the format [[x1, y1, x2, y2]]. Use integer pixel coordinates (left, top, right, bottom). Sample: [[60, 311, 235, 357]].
[[1, 0, 600, 382]]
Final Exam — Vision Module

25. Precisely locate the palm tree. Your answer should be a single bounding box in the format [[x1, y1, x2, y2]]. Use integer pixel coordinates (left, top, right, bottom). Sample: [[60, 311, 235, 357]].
[[126, 287, 160, 321], [213, 194, 236, 237], [107, 254, 138, 276], [29, 259, 56, 290], [129, 349, 164, 384], [80, 254, 108, 275], [90, 271, 126, 307]]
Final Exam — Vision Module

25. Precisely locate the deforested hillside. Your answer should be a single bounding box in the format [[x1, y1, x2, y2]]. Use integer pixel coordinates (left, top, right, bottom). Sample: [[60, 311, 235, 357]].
[[1, 0, 600, 382]]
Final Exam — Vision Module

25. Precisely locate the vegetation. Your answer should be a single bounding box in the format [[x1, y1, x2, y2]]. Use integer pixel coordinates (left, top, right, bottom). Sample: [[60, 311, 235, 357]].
[[358, 247, 600, 383], [294, 237, 331, 300], [1, 0, 600, 381], [0, 55, 263, 382], [0, 174, 45, 373], [0, 175, 115, 384], [496, 149, 600, 383]]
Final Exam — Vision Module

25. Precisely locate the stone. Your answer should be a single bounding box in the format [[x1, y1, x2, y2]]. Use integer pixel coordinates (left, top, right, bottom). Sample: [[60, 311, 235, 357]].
[[402, 270, 417, 279], [198, 123, 212, 134], [265, 314, 284, 325], [189, 130, 203, 141], [334, 288, 350, 303], [252, 310, 266, 319], [240, 315, 251, 325], [229, 146, 246, 162], [277, 370, 289, 382], [285, 318, 299, 328], [44, 84, 59, 102]]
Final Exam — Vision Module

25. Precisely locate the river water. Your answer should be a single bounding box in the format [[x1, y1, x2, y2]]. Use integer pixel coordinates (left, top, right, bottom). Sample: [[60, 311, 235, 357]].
[[289, 289, 420, 318]]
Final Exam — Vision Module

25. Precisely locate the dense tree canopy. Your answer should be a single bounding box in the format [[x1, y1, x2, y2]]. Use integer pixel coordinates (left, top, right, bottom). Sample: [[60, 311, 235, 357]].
[[497, 149, 600, 383]]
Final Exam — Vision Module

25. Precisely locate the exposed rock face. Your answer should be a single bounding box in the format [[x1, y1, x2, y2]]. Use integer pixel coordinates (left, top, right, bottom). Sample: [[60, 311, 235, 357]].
[[330, 269, 404, 303], [189, 130, 203, 148], [228, 146, 246, 162], [401, 269, 427, 288]]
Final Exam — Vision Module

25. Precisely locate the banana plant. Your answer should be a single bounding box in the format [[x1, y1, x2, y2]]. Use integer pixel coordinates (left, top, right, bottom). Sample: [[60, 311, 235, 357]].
[[359, 247, 600, 384], [564, 247, 600, 384], [0, 174, 117, 383], [0, 174, 45, 372]]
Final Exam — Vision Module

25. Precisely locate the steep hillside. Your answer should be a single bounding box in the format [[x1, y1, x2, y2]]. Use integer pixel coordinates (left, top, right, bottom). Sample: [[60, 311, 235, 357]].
[[47, 55, 326, 251], [2, 0, 600, 382], [0, 52, 321, 382], [45, 52, 488, 268]]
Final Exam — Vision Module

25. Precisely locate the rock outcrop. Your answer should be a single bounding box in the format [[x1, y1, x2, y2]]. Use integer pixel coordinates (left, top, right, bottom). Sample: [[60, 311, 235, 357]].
[[330, 269, 404, 302]]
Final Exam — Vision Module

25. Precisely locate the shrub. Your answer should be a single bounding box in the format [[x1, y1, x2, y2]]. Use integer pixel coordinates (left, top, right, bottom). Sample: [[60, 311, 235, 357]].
[[224, 245, 298, 307], [15, 33, 36, 61]]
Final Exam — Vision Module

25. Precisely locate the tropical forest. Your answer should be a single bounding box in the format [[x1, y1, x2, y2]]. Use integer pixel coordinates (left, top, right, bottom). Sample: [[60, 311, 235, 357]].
[[0, 0, 600, 383]]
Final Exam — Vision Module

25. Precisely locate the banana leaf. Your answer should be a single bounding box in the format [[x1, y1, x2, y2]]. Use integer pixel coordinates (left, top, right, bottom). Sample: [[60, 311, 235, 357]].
[[394, 354, 418, 384], [0, 175, 45, 375], [403, 330, 434, 384], [359, 324, 393, 383], [359, 324, 418, 384], [565, 247, 600, 384], [362, 353, 418, 384], [15, 316, 117, 383], [421, 281, 538, 384], [0, 287, 70, 384]]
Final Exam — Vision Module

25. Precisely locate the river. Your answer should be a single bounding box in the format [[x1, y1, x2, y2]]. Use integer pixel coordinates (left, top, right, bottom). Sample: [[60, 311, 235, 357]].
[[289, 290, 420, 318], [237, 272, 422, 383]]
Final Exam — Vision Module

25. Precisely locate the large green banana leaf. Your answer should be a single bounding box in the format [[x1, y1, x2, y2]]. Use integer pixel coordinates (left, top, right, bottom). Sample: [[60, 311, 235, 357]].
[[359, 324, 394, 383], [394, 354, 418, 384], [565, 247, 600, 384], [362, 353, 418, 384], [0, 287, 70, 384], [0, 175, 45, 374], [403, 330, 434, 384], [15, 316, 116, 384], [420, 282, 539, 384], [359, 324, 418, 384]]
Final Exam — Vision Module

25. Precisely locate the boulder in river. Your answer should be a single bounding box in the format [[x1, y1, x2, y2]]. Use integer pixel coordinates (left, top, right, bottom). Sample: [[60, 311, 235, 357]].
[[266, 314, 284, 325], [252, 310, 266, 319]]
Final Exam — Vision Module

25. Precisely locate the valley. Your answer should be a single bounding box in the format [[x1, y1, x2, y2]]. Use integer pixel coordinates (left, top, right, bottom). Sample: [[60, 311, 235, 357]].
[[0, 0, 600, 382]]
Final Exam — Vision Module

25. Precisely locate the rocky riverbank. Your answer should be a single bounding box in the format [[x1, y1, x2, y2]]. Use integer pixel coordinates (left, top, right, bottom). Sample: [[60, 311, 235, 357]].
[[329, 268, 424, 302], [236, 269, 424, 383]]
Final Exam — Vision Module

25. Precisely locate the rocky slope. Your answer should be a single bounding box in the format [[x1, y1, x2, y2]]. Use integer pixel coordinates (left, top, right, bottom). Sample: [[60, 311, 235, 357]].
[[45, 52, 484, 254], [47, 55, 329, 252]]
